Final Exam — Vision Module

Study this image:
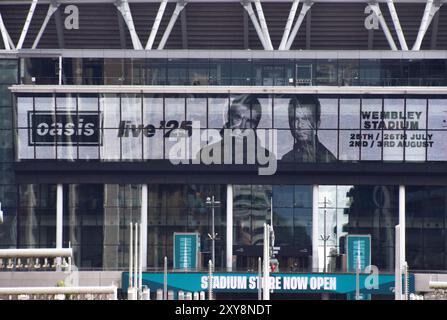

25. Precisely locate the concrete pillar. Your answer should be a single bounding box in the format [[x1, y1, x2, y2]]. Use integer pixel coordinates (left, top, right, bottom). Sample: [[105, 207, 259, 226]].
[[226, 184, 233, 272], [312, 185, 319, 272]]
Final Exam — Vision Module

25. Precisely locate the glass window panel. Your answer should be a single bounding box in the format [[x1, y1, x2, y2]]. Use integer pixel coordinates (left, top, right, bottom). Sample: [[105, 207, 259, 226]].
[[0, 60, 17, 84], [103, 58, 123, 85], [144, 129, 164, 159], [208, 97, 228, 129], [361, 130, 382, 161], [189, 60, 209, 85], [361, 98, 382, 130], [257, 96, 273, 129], [165, 97, 185, 122], [318, 208, 337, 246], [57, 145, 77, 160], [17, 97, 33, 128], [339, 99, 360, 129], [406, 99, 427, 130], [165, 129, 187, 160], [383, 98, 405, 129], [228, 94, 265, 130], [143, 97, 164, 127], [100, 95, 120, 128], [186, 97, 207, 128], [78, 146, 99, 160], [121, 133, 142, 160], [167, 59, 188, 85], [55, 96, 75, 113], [383, 130, 404, 161], [146, 59, 167, 85], [18, 128, 34, 159], [273, 97, 290, 129], [316, 59, 337, 85], [428, 99, 447, 129], [34, 96, 55, 111], [100, 129, 120, 160], [316, 130, 338, 162], [273, 207, 293, 227], [121, 94, 142, 124], [293, 186, 312, 208], [231, 60, 252, 86], [319, 98, 338, 129], [78, 96, 98, 111], [275, 129, 294, 161], [339, 130, 360, 161], [405, 130, 426, 162], [273, 185, 294, 207], [427, 131, 447, 161], [338, 60, 359, 86]]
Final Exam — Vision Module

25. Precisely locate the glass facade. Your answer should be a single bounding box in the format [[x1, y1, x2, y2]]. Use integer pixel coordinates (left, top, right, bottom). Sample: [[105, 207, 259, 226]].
[[3, 56, 447, 275], [0, 59, 17, 249], [19, 58, 447, 87]]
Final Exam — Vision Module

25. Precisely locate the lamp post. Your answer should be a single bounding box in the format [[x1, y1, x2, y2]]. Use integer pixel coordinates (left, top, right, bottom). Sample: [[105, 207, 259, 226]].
[[206, 196, 220, 268], [319, 197, 331, 273]]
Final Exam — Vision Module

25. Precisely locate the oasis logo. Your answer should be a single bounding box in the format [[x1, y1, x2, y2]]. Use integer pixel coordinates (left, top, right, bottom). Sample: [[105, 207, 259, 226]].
[[28, 111, 101, 146]]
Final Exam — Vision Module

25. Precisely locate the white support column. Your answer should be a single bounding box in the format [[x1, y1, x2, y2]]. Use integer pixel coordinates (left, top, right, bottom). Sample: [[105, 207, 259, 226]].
[[395, 224, 402, 300], [17, 0, 38, 50], [241, 1, 269, 50], [157, 1, 187, 50], [7, 31, 15, 50], [0, 13, 11, 50], [254, 0, 273, 50], [56, 184, 63, 250], [368, 2, 398, 51], [386, 0, 408, 50], [412, 0, 441, 51], [134, 223, 138, 290], [226, 184, 233, 272], [32, 2, 60, 49], [115, 0, 143, 50], [399, 185, 405, 267], [312, 185, 319, 272], [141, 185, 148, 269], [263, 223, 270, 300], [284, 0, 312, 51], [279, 0, 299, 50], [146, 0, 168, 50]]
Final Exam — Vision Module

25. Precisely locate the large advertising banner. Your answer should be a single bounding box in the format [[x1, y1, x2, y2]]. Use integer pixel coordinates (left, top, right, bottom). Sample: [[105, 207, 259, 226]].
[[121, 272, 415, 296], [16, 94, 447, 174]]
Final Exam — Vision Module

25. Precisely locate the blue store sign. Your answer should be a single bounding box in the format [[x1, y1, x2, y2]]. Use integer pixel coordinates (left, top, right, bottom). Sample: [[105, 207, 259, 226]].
[[122, 272, 414, 296]]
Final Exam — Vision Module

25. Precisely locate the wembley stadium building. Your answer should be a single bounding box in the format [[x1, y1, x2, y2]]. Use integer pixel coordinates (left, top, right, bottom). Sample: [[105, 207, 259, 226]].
[[0, 0, 447, 299]]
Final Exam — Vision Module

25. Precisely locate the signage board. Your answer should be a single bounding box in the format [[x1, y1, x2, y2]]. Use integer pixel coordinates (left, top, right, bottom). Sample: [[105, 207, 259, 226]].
[[173, 232, 200, 270], [121, 272, 414, 296]]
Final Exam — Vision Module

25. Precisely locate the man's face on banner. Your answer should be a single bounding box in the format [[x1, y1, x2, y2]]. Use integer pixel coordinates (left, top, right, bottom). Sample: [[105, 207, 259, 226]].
[[229, 103, 260, 131], [290, 103, 318, 143]]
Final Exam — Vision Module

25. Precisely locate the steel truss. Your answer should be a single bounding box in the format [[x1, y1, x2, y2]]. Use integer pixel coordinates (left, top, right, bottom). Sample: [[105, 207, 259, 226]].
[[0, 0, 443, 51]]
